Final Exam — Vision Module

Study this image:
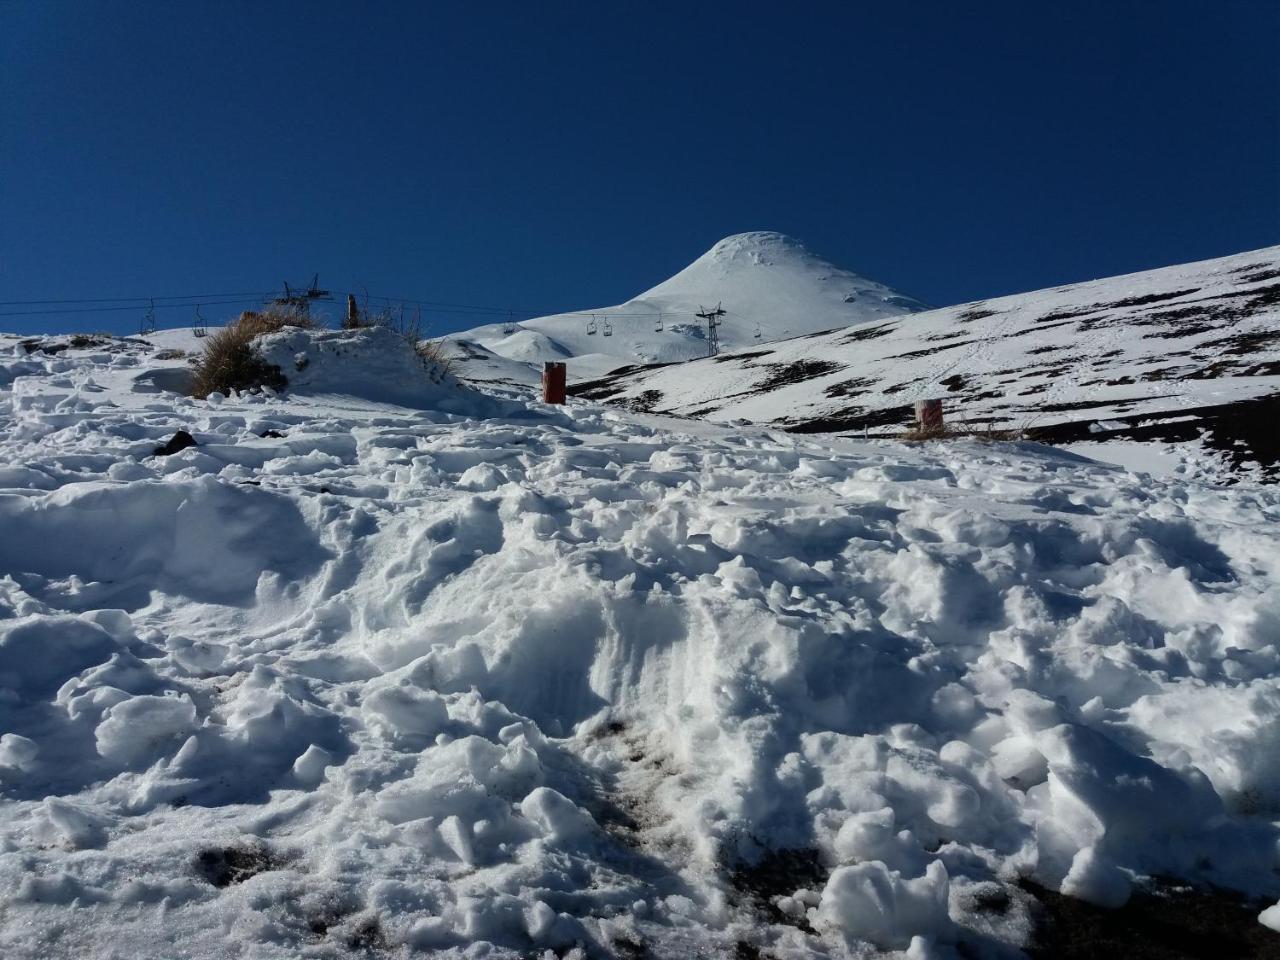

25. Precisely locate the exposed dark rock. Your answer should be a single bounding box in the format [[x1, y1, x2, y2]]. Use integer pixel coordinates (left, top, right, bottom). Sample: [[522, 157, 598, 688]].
[[1031, 394, 1280, 480], [728, 847, 825, 932], [785, 403, 914, 433], [751, 359, 844, 392], [195, 842, 276, 887], [154, 430, 198, 456], [840, 322, 896, 343], [629, 390, 665, 413], [1023, 878, 1280, 960]]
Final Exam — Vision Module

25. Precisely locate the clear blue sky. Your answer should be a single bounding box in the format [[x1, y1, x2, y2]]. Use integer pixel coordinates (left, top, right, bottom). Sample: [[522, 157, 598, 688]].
[[2, 0, 1278, 336]]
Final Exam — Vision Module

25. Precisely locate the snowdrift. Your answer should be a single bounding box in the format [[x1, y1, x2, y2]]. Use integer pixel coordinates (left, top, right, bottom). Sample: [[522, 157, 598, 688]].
[[251, 325, 482, 412], [1, 326, 1280, 957]]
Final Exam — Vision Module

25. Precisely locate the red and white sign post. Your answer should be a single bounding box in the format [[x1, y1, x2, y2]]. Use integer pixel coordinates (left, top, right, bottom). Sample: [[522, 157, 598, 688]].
[[914, 398, 944, 432], [542, 362, 567, 405]]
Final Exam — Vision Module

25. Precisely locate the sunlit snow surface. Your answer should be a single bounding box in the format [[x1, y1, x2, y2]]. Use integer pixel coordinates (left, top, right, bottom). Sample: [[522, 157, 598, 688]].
[[1, 328, 1279, 958], [572, 246, 1280, 464]]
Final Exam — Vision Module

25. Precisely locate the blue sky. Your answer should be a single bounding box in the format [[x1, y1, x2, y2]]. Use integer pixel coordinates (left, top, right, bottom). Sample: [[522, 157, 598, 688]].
[[2, 1, 1277, 336]]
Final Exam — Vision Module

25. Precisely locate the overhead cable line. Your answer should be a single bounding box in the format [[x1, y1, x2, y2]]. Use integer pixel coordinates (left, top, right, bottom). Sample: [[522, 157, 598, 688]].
[[0, 284, 729, 326], [0, 291, 276, 307], [0, 297, 270, 318]]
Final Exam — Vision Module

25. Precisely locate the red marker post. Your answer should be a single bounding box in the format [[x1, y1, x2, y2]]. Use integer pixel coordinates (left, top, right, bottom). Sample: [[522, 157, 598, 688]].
[[542, 361, 567, 405], [914, 398, 944, 432]]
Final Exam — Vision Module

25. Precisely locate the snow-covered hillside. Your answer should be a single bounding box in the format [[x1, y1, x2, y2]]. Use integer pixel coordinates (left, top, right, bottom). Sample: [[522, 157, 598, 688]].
[[574, 246, 1280, 479], [445, 232, 927, 385], [2, 326, 1280, 958]]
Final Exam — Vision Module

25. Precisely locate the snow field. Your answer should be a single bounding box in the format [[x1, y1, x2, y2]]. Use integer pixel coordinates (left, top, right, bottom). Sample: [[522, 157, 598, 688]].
[[1, 330, 1279, 957], [575, 244, 1280, 467]]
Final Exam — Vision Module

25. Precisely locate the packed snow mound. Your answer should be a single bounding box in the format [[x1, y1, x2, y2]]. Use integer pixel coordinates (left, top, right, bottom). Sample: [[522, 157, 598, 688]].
[[446, 231, 926, 385], [3, 325, 1280, 957], [577, 244, 1280, 480], [252, 325, 478, 412], [483, 326, 574, 363], [0, 476, 328, 610]]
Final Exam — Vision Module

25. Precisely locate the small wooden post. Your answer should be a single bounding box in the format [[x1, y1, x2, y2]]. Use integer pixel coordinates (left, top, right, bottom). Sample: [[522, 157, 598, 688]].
[[914, 398, 944, 433], [542, 361, 567, 404]]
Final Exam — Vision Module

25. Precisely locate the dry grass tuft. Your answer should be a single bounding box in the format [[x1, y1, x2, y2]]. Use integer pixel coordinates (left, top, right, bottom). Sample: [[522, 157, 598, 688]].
[[898, 423, 1023, 442], [189, 307, 315, 398], [68, 333, 113, 349]]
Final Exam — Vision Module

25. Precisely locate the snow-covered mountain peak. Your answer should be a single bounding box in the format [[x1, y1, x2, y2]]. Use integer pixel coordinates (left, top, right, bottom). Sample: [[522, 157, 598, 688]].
[[446, 232, 927, 384], [639, 230, 926, 312], [701, 230, 811, 265]]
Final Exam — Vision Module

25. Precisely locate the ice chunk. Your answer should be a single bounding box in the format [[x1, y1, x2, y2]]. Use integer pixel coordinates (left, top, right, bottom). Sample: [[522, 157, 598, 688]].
[[362, 683, 450, 743], [1060, 845, 1130, 907], [95, 694, 198, 765], [41, 798, 111, 849], [1260, 901, 1280, 933], [832, 808, 898, 863], [291, 744, 333, 784], [168, 635, 229, 675], [519, 787, 597, 845], [0, 733, 38, 769], [816, 859, 953, 949]]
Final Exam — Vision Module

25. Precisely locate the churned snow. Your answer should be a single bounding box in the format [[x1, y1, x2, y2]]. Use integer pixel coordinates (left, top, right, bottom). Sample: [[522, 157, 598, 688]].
[[1, 325, 1279, 958]]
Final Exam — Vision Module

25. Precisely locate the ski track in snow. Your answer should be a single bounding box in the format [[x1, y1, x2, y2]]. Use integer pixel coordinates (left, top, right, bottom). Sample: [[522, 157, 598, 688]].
[[1, 330, 1280, 958]]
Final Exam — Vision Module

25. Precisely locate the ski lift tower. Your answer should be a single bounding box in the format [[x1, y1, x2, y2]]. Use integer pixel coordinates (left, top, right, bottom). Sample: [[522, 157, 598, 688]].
[[140, 299, 157, 336], [269, 274, 331, 318], [696, 302, 726, 357]]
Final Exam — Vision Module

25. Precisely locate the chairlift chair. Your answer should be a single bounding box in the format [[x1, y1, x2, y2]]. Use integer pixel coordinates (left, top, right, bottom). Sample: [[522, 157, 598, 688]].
[[753, 323, 762, 340], [655, 312, 664, 333], [602, 319, 613, 337], [193, 305, 208, 338], [586, 316, 598, 335]]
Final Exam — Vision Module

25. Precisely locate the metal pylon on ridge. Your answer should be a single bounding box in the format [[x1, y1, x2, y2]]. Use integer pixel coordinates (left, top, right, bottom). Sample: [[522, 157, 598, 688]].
[[696, 302, 726, 357]]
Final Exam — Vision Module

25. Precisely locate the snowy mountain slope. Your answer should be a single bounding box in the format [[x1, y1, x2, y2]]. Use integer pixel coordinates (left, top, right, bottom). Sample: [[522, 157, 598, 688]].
[[444, 231, 927, 385], [573, 245, 1280, 476], [3, 329, 1280, 957]]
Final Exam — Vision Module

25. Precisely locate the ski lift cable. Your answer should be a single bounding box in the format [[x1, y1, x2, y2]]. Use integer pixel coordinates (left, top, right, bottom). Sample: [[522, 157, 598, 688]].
[[0, 282, 736, 328], [0, 290, 278, 307], [0, 296, 271, 319]]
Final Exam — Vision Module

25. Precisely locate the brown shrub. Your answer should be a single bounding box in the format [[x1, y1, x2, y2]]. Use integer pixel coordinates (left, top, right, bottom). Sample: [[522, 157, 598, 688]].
[[412, 335, 452, 374], [189, 307, 315, 398], [68, 333, 113, 349], [898, 423, 1023, 442]]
